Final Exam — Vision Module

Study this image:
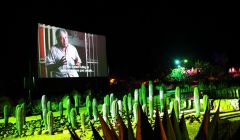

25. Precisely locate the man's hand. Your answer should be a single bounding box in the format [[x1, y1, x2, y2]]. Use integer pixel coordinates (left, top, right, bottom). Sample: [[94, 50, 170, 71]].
[[57, 56, 67, 67]]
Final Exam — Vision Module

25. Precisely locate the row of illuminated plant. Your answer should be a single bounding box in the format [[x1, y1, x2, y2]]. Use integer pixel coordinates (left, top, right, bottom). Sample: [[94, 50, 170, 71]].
[[1, 80, 240, 139]]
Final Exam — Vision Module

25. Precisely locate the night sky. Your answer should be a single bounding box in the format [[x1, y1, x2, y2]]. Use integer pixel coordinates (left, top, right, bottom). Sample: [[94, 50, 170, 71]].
[[5, 1, 240, 80]]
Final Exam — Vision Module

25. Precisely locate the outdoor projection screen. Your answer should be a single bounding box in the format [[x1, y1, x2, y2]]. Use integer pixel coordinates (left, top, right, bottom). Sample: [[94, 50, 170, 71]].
[[38, 23, 108, 78]]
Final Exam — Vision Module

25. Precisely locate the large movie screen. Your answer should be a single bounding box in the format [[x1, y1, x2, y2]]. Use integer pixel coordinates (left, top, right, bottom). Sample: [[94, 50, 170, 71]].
[[38, 23, 108, 78]]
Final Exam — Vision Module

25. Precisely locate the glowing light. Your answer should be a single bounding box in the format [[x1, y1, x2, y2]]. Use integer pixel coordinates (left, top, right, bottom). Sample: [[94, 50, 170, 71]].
[[184, 59, 188, 63], [175, 59, 180, 65], [229, 67, 240, 77], [110, 78, 116, 85], [143, 81, 148, 85]]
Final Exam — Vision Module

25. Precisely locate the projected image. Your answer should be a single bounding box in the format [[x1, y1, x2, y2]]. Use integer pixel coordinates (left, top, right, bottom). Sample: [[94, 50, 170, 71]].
[[38, 23, 108, 78]]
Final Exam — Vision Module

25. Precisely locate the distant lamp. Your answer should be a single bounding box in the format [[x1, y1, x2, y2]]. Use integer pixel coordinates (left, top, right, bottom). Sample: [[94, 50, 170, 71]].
[[175, 59, 180, 65], [110, 78, 116, 85], [184, 59, 188, 63]]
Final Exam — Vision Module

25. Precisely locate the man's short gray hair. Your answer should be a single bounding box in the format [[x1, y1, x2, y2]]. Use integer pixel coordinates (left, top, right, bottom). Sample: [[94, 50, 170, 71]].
[[55, 28, 68, 42]]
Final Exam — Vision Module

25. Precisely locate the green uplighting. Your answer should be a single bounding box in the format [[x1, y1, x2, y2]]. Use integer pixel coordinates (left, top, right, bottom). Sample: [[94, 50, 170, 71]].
[[175, 59, 180, 65], [184, 59, 188, 63]]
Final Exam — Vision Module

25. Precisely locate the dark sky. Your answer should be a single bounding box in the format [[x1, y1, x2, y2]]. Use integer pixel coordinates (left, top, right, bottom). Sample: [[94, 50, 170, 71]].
[[6, 1, 240, 79]]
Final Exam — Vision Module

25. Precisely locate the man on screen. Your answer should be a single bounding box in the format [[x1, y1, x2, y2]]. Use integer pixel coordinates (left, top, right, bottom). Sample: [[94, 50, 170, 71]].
[[46, 28, 81, 77]]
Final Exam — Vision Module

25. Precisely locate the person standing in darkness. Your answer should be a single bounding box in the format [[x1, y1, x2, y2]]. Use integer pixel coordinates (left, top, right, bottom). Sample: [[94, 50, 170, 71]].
[[46, 28, 81, 77]]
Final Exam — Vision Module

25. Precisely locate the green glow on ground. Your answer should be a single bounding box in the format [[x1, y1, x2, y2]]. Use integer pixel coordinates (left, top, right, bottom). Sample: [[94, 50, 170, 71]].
[[0, 99, 239, 140], [1, 110, 239, 140]]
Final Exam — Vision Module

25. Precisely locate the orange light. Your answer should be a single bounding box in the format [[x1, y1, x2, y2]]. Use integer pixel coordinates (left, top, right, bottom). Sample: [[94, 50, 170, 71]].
[[110, 78, 115, 83], [110, 78, 116, 85]]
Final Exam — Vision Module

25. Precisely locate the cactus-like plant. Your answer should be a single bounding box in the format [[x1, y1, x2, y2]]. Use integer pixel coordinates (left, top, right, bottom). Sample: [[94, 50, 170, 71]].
[[16, 105, 19, 131], [110, 93, 114, 111], [16, 105, 24, 136], [47, 111, 54, 135], [43, 108, 47, 130], [70, 108, 77, 129], [47, 101, 52, 112], [111, 100, 118, 123], [41, 95, 47, 111], [81, 113, 85, 132], [149, 80, 154, 120], [173, 99, 179, 121], [122, 95, 127, 114], [117, 100, 122, 116], [59, 101, 63, 118], [102, 103, 108, 123], [4, 105, 8, 127], [175, 86, 181, 114], [159, 86, 164, 112], [182, 99, 187, 109], [74, 94, 80, 115], [203, 95, 209, 112], [133, 103, 138, 124], [21, 103, 27, 125], [141, 83, 147, 105], [139, 88, 143, 105], [187, 99, 192, 109], [169, 100, 174, 114], [165, 97, 170, 110], [194, 87, 200, 118], [104, 95, 110, 116], [67, 97, 71, 123], [236, 88, 239, 98], [127, 93, 132, 114], [87, 99, 92, 119], [142, 104, 148, 115], [41, 95, 48, 129], [92, 98, 98, 121], [149, 95, 154, 120], [134, 89, 139, 104], [149, 80, 153, 95], [86, 95, 90, 107], [21, 103, 26, 125], [86, 95, 92, 118]]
